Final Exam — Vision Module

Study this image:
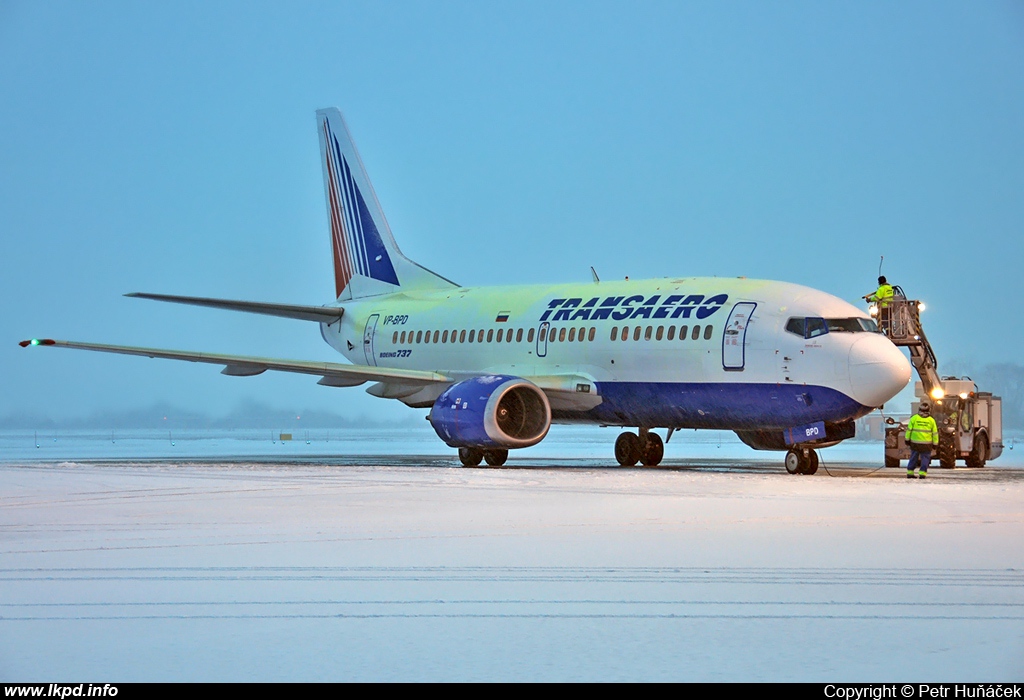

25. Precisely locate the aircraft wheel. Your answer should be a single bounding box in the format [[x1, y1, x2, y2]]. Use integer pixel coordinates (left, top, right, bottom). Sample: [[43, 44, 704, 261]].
[[459, 447, 484, 467], [966, 435, 988, 468], [484, 449, 508, 467], [641, 432, 664, 466], [784, 448, 803, 474], [803, 449, 819, 475], [615, 432, 641, 466]]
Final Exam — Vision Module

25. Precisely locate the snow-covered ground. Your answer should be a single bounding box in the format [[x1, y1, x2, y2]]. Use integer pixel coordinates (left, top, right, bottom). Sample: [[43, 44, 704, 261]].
[[1, 427, 1022, 681]]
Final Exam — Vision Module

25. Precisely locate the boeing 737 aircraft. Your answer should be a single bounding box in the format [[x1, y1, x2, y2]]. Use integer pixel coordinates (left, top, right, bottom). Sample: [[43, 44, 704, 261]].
[[22, 108, 911, 473]]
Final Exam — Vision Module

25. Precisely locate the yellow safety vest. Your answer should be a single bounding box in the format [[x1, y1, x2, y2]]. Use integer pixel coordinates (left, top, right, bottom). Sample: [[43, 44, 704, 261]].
[[868, 284, 894, 307], [906, 414, 938, 446]]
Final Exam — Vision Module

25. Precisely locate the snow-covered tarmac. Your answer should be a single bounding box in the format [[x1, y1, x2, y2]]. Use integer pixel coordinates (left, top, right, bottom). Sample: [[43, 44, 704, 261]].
[[2, 430, 1023, 681]]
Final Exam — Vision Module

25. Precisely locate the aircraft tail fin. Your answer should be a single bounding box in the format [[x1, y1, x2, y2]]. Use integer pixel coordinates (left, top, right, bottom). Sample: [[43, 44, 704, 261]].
[[316, 108, 457, 300]]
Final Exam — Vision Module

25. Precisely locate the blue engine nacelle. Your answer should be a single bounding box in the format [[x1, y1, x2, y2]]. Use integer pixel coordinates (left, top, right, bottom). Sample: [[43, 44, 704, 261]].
[[428, 375, 551, 449]]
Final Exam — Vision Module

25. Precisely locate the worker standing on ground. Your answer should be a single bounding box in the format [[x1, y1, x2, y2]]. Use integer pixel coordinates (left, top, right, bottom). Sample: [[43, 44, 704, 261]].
[[905, 402, 939, 479], [864, 276, 895, 332]]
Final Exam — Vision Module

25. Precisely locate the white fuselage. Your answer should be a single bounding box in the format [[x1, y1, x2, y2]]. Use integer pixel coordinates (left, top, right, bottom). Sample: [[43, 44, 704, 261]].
[[320, 276, 910, 431]]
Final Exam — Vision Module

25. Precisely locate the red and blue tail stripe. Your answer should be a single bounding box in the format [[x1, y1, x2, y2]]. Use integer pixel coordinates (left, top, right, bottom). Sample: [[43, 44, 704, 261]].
[[321, 117, 400, 297]]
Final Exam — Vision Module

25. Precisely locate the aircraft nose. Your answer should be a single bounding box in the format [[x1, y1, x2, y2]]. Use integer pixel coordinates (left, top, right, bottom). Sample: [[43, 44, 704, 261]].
[[847, 333, 911, 407]]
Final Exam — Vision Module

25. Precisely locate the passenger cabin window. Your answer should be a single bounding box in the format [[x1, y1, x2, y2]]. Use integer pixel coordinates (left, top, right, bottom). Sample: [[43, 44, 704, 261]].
[[528, 328, 535, 343], [691, 325, 700, 341], [704, 325, 713, 340]]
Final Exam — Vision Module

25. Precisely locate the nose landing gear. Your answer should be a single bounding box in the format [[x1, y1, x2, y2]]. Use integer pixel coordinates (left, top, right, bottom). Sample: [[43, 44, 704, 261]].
[[614, 428, 664, 467], [784, 447, 819, 475]]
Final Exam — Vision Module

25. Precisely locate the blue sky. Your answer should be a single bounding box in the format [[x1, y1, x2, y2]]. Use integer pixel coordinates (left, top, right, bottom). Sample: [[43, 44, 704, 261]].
[[2, 1, 1023, 421]]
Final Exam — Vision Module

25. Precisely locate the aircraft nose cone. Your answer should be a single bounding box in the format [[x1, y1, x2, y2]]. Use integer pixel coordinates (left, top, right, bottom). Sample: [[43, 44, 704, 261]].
[[848, 334, 911, 407]]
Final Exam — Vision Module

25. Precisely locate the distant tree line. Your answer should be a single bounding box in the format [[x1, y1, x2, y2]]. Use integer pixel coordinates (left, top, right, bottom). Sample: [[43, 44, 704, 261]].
[[0, 399, 421, 430]]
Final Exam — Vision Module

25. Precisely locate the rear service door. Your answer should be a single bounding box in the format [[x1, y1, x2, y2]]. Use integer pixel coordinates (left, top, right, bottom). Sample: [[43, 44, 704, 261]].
[[363, 314, 380, 366], [722, 302, 757, 371]]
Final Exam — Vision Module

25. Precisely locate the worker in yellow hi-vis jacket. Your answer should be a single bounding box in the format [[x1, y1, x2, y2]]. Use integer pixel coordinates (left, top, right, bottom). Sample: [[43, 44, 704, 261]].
[[905, 402, 939, 479], [864, 276, 895, 332]]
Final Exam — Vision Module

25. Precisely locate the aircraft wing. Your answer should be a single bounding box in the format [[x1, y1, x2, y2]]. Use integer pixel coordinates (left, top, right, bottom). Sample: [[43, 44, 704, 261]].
[[18, 339, 449, 387], [125, 293, 344, 323]]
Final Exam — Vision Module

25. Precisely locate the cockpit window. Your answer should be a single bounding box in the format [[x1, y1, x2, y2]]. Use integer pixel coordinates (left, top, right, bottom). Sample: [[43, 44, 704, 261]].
[[804, 317, 828, 338], [786, 316, 876, 339]]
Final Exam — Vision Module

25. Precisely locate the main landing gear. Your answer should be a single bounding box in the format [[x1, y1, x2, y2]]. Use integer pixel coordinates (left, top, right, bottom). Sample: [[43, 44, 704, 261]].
[[615, 428, 664, 467], [458, 447, 508, 467], [784, 447, 819, 475]]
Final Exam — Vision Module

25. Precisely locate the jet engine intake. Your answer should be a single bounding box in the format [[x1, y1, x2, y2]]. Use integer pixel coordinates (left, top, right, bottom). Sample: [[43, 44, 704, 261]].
[[428, 375, 551, 449]]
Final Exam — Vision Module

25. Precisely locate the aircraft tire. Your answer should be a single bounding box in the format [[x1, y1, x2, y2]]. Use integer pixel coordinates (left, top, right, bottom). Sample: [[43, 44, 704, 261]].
[[615, 432, 641, 467], [484, 449, 508, 467], [784, 449, 802, 474], [802, 449, 819, 475], [459, 447, 484, 467], [641, 432, 664, 466]]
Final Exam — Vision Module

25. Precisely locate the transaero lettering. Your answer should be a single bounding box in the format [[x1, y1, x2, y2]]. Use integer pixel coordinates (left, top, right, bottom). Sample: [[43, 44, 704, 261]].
[[538, 293, 729, 322]]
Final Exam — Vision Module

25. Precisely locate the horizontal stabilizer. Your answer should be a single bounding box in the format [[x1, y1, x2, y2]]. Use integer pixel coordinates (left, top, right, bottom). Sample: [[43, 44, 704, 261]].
[[125, 293, 344, 323], [19, 338, 450, 387]]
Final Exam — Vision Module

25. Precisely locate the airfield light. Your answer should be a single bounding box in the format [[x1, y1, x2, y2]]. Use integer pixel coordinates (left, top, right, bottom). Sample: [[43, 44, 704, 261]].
[[930, 387, 946, 400]]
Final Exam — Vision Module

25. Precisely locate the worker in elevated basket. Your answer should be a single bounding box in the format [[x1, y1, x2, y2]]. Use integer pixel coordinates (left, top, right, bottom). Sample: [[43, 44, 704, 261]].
[[864, 276, 895, 332], [905, 402, 939, 479]]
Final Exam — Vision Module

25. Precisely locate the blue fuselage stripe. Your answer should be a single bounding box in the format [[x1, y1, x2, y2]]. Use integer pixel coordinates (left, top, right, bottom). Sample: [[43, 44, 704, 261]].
[[553, 382, 873, 429]]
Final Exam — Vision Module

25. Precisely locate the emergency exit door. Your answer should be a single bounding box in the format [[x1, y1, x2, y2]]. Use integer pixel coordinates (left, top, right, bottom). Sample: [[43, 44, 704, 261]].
[[722, 302, 756, 371], [536, 322, 550, 358]]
